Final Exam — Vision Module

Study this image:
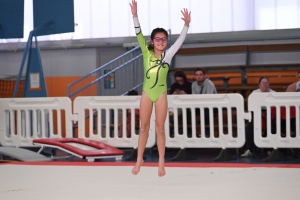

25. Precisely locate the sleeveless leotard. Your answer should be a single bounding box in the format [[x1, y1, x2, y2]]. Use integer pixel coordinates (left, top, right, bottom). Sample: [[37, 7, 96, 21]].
[[133, 17, 188, 102]]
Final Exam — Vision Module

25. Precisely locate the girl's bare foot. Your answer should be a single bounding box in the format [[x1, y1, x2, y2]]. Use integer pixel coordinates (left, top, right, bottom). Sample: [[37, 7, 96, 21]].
[[132, 159, 143, 175], [158, 160, 166, 177]]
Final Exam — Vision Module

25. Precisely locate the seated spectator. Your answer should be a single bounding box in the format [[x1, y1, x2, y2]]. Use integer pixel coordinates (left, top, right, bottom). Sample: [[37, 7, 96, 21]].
[[241, 76, 276, 158], [191, 68, 217, 137], [119, 90, 140, 137], [168, 70, 192, 136], [169, 70, 192, 95], [280, 71, 300, 137], [286, 70, 300, 92], [251, 76, 276, 93], [192, 68, 217, 94]]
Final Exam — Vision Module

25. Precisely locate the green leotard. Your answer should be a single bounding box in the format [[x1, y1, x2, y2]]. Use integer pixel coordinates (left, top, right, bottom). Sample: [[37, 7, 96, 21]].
[[133, 17, 188, 102]]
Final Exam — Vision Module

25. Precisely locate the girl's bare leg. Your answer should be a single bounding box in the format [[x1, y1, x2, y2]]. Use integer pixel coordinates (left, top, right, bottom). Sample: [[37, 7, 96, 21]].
[[155, 92, 168, 177], [132, 91, 153, 175]]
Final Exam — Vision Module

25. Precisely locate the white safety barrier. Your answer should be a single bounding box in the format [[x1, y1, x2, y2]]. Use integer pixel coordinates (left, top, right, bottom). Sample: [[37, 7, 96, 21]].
[[248, 93, 300, 149], [73, 96, 156, 148], [3, 93, 298, 152], [0, 97, 74, 147], [165, 94, 250, 149]]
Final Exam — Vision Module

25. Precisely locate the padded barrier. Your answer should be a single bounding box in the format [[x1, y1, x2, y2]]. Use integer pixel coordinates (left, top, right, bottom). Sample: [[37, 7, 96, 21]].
[[1, 93, 299, 155], [0, 97, 74, 147], [248, 92, 300, 149], [165, 94, 250, 149]]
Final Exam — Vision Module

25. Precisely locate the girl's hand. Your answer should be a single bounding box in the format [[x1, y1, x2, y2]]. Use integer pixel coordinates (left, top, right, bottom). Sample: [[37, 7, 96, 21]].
[[181, 8, 191, 27], [130, 0, 138, 17]]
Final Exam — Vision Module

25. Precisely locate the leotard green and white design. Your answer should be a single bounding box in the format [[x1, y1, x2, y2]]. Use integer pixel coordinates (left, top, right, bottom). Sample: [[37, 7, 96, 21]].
[[133, 17, 188, 102]]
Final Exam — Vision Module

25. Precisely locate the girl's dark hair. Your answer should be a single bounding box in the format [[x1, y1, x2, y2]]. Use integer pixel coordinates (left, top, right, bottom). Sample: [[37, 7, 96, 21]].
[[258, 76, 269, 84], [148, 28, 168, 51], [174, 70, 187, 82]]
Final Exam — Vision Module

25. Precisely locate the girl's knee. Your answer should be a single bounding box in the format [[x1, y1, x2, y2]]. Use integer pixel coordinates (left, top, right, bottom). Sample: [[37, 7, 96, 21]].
[[140, 124, 150, 132], [156, 123, 164, 130], [155, 127, 165, 135]]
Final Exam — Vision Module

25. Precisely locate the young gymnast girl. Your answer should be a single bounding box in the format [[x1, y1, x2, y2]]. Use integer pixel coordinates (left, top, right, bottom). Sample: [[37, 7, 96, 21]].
[[129, 0, 191, 177]]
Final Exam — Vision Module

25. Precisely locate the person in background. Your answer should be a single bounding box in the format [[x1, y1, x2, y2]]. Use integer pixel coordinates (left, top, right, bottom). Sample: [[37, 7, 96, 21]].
[[168, 70, 192, 136], [169, 70, 192, 95], [251, 76, 276, 93], [191, 68, 217, 95], [241, 76, 276, 158], [286, 70, 300, 92], [191, 68, 217, 137], [280, 71, 300, 140]]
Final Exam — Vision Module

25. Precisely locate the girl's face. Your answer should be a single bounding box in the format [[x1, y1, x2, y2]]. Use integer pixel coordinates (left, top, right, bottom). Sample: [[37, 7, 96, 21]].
[[151, 32, 168, 52]]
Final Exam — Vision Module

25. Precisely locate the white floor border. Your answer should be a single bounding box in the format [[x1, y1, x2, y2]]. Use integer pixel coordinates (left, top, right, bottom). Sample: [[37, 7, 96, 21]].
[[0, 162, 299, 200]]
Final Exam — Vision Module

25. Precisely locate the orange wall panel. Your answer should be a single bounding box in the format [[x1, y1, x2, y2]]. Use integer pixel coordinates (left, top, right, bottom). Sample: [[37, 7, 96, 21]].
[[45, 76, 97, 97], [44, 76, 96, 137]]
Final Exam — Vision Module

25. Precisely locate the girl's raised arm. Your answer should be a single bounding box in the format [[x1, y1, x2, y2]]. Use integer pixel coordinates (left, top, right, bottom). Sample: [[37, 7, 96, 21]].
[[181, 8, 191, 27], [129, 0, 138, 17]]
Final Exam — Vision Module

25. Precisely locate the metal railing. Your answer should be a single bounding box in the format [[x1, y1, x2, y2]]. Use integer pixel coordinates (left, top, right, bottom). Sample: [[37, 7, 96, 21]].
[[67, 45, 144, 99]]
